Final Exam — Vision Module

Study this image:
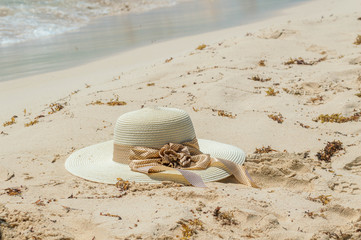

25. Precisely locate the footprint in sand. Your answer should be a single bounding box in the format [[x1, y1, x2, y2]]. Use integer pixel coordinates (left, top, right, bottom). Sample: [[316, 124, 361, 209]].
[[328, 177, 361, 195], [344, 156, 361, 176], [245, 152, 318, 190]]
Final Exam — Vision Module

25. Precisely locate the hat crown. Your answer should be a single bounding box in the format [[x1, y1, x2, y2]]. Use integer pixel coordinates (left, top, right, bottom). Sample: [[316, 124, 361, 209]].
[[114, 107, 196, 148]]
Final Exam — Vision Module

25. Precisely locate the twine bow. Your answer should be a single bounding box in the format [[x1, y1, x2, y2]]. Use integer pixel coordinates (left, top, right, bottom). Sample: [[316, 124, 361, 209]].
[[126, 139, 257, 188]]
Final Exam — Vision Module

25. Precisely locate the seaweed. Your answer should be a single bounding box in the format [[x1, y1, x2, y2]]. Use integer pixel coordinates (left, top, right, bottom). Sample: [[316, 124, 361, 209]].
[[71, 90, 80, 95], [192, 107, 199, 112], [284, 56, 327, 65], [165, 57, 173, 63], [254, 146, 276, 154], [2, 116, 16, 127], [106, 96, 127, 106], [314, 112, 360, 123], [5, 188, 22, 196], [88, 100, 104, 105], [177, 218, 204, 239], [355, 92, 361, 98], [196, 44, 207, 50], [249, 75, 271, 82], [24, 119, 39, 127], [354, 35, 361, 45], [34, 199, 46, 206], [88, 97, 127, 106], [310, 95, 324, 103], [100, 212, 122, 220], [316, 140, 343, 162], [268, 113, 284, 123], [307, 195, 332, 205], [48, 103, 64, 114], [258, 60, 266, 66], [304, 210, 326, 219], [115, 178, 130, 192], [147, 83, 155, 86], [213, 109, 236, 118], [213, 207, 238, 225], [298, 122, 310, 129], [265, 87, 278, 96]]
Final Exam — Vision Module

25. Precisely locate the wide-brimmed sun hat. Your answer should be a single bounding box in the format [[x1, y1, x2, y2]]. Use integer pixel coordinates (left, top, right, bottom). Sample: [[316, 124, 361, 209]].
[[65, 107, 256, 187]]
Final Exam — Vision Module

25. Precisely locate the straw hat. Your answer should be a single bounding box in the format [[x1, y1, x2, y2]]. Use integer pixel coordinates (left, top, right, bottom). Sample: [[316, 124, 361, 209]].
[[65, 107, 252, 186]]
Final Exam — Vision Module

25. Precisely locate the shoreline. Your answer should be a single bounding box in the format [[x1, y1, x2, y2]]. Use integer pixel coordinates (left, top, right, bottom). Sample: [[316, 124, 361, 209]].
[[1, 0, 361, 239], [0, 0, 311, 119], [0, 0, 308, 83]]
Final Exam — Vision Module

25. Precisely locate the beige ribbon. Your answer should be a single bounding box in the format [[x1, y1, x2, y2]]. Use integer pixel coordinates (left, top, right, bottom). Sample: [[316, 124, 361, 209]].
[[113, 138, 258, 188]]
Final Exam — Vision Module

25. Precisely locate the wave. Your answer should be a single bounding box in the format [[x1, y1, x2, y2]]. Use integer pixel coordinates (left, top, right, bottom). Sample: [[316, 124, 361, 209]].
[[0, 0, 182, 46]]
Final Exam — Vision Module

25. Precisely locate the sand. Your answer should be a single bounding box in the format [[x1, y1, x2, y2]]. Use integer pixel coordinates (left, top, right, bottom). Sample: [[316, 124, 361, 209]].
[[1, 0, 361, 239]]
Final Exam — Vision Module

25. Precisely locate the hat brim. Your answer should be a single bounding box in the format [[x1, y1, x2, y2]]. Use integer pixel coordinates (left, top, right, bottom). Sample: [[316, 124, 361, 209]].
[[65, 139, 245, 185]]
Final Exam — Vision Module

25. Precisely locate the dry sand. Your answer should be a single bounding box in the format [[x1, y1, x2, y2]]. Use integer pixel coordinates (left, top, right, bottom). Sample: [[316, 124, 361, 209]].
[[1, 0, 361, 239]]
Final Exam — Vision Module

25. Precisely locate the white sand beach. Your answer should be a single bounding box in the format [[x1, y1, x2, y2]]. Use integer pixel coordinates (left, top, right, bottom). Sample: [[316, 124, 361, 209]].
[[1, 0, 361, 239]]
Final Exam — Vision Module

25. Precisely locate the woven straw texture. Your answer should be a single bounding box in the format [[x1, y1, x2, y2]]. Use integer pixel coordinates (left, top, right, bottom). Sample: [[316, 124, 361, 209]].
[[65, 138, 246, 184], [114, 107, 196, 148]]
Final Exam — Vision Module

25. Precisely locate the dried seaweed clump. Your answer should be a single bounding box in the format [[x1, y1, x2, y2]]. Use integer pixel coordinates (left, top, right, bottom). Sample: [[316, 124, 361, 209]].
[[249, 75, 271, 82], [284, 56, 326, 66], [48, 103, 64, 114], [265, 87, 278, 96], [147, 83, 155, 86], [165, 57, 173, 63], [115, 178, 130, 192], [196, 44, 207, 50], [106, 96, 127, 106], [316, 140, 343, 162], [354, 35, 361, 45], [213, 207, 238, 226], [314, 112, 360, 123], [268, 113, 284, 123], [258, 60, 266, 66], [307, 195, 331, 205], [355, 92, 361, 98], [177, 218, 204, 239], [24, 119, 39, 127], [5, 187, 22, 196], [3, 116, 16, 127], [254, 146, 276, 154], [213, 109, 236, 119], [88, 100, 104, 105]]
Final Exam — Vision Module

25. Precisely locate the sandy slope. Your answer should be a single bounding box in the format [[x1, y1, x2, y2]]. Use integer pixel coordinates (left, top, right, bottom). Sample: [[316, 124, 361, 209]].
[[1, 0, 361, 239]]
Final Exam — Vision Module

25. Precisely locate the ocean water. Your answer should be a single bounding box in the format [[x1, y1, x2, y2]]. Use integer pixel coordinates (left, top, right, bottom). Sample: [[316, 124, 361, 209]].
[[0, 0, 181, 45], [0, 0, 307, 81]]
